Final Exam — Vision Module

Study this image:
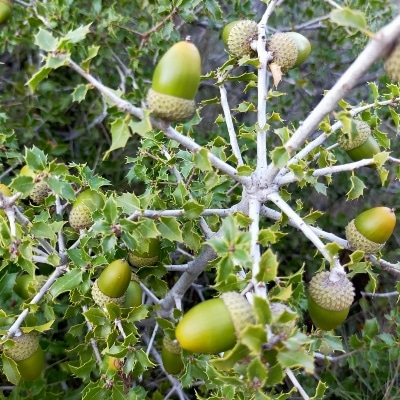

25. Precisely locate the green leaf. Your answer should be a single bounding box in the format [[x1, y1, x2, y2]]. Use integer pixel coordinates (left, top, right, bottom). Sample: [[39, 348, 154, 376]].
[[310, 381, 328, 399], [1, 354, 20, 385], [183, 200, 204, 219], [103, 117, 132, 159], [47, 177, 75, 201], [330, 8, 368, 32], [59, 24, 92, 47], [277, 348, 314, 374], [128, 113, 152, 137], [81, 45, 100, 70], [116, 193, 141, 215], [246, 357, 267, 386], [25, 146, 47, 170], [50, 269, 83, 298], [72, 84, 92, 103], [27, 67, 52, 92], [257, 248, 279, 282], [34, 28, 58, 52], [210, 343, 250, 371], [362, 318, 379, 340], [193, 148, 212, 171], [156, 217, 183, 242], [270, 146, 289, 168], [347, 174, 366, 200]]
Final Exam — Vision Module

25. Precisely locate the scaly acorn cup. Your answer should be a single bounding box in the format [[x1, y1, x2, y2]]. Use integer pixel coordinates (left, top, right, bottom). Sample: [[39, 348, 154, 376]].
[[127, 237, 160, 267], [308, 270, 355, 331], [267, 32, 311, 73], [345, 206, 396, 254], [385, 42, 400, 83], [20, 165, 51, 205], [69, 188, 104, 231], [175, 292, 255, 354], [338, 120, 380, 162], [0, 0, 11, 24], [4, 332, 44, 381], [161, 336, 184, 375], [222, 19, 258, 58], [91, 259, 132, 307], [146, 38, 201, 122], [269, 302, 297, 337]]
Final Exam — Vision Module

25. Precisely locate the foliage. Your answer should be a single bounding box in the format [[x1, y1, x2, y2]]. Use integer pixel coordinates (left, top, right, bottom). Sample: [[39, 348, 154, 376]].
[[0, 0, 400, 399]]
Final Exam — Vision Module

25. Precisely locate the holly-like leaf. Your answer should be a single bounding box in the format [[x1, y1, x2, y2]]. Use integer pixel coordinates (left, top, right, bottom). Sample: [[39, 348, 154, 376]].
[[330, 8, 368, 33], [271, 146, 289, 168], [347, 174, 366, 200], [103, 117, 132, 159], [34, 28, 58, 52], [50, 269, 83, 298], [157, 217, 183, 242]]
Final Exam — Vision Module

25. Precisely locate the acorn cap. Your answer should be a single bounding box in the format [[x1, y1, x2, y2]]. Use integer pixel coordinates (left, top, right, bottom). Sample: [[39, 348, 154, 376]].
[[338, 120, 371, 151], [91, 279, 126, 308], [309, 270, 354, 312], [220, 291, 256, 338], [5, 332, 40, 362], [227, 20, 258, 58], [30, 180, 51, 205], [69, 203, 93, 230], [267, 33, 298, 73], [385, 43, 400, 83], [345, 219, 385, 254], [162, 336, 181, 355], [269, 302, 297, 336], [146, 88, 196, 122]]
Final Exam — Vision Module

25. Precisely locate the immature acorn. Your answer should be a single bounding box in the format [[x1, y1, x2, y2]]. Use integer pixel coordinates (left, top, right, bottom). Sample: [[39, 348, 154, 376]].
[[4, 331, 44, 381], [127, 237, 160, 267], [91, 259, 132, 307], [267, 32, 311, 73], [175, 291, 255, 354], [69, 189, 104, 231], [345, 206, 396, 254], [384, 42, 400, 83], [308, 270, 355, 330], [146, 38, 201, 122], [14, 274, 47, 300], [338, 120, 380, 162], [20, 165, 51, 205], [123, 273, 142, 308], [222, 19, 258, 58], [161, 336, 184, 375], [0, 0, 11, 24]]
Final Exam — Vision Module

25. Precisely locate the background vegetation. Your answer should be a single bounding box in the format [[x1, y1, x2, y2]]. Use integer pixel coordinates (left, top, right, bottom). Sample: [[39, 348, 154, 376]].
[[0, 0, 400, 399]]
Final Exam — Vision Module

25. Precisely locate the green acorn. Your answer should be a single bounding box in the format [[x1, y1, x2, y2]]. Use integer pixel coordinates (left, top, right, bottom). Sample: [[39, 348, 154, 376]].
[[146, 38, 201, 122], [69, 189, 104, 231], [161, 336, 184, 375], [222, 19, 258, 58], [91, 259, 132, 307], [338, 120, 380, 162], [123, 273, 142, 308], [0, 0, 11, 24], [345, 206, 396, 254], [385, 42, 400, 83], [267, 32, 311, 73], [175, 292, 255, 354], [20, 165, 51, 205], [4, 331, 44, 381], [14, 274, 47, 300], [127, 237, 160, 267], [308, 270, 355, 330]]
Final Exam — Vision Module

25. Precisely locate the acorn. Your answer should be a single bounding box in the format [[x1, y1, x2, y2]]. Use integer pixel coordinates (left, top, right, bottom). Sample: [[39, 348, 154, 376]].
[[175, 292, 255, 354], [222, 19, 258, 58], [69, 189, 104, 231], [14, 274, 47, 300], [146, 38, 201, 122], [308, 270, 355, 330], [0, 0, 11, 24], [338, 120, 380, 162], [345, 206, 396, 254], [267, 32, 311, 73], [127, 237, 160, 267], [91, 259, 132, 307], [161, 336, 184, 375], [123, 273, 142, 308], [20, 165, 51, 205], [385, 42, 400, 83], [4, 331, 44, 381]]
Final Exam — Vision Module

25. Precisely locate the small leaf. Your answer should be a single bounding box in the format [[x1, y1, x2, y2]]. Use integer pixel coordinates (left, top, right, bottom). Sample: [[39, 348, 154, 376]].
[[103, 117, 132, 159], [347, 174, 366, 200], [193, 148, 212, 171], [27, 67, 51, 92], [72, 84, 92, 103], [81, 45, 100, 71], [330, 8, 368, 32], [257, 248, 279, 282], [34, 28, 58, 51], [59, 24, 92, 47], [270, 146, 289, 168], [50, 269, 83, 298], [183, 200, 204, 219], [157, 217, 183, 242], [128, 112, 152, 137]]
